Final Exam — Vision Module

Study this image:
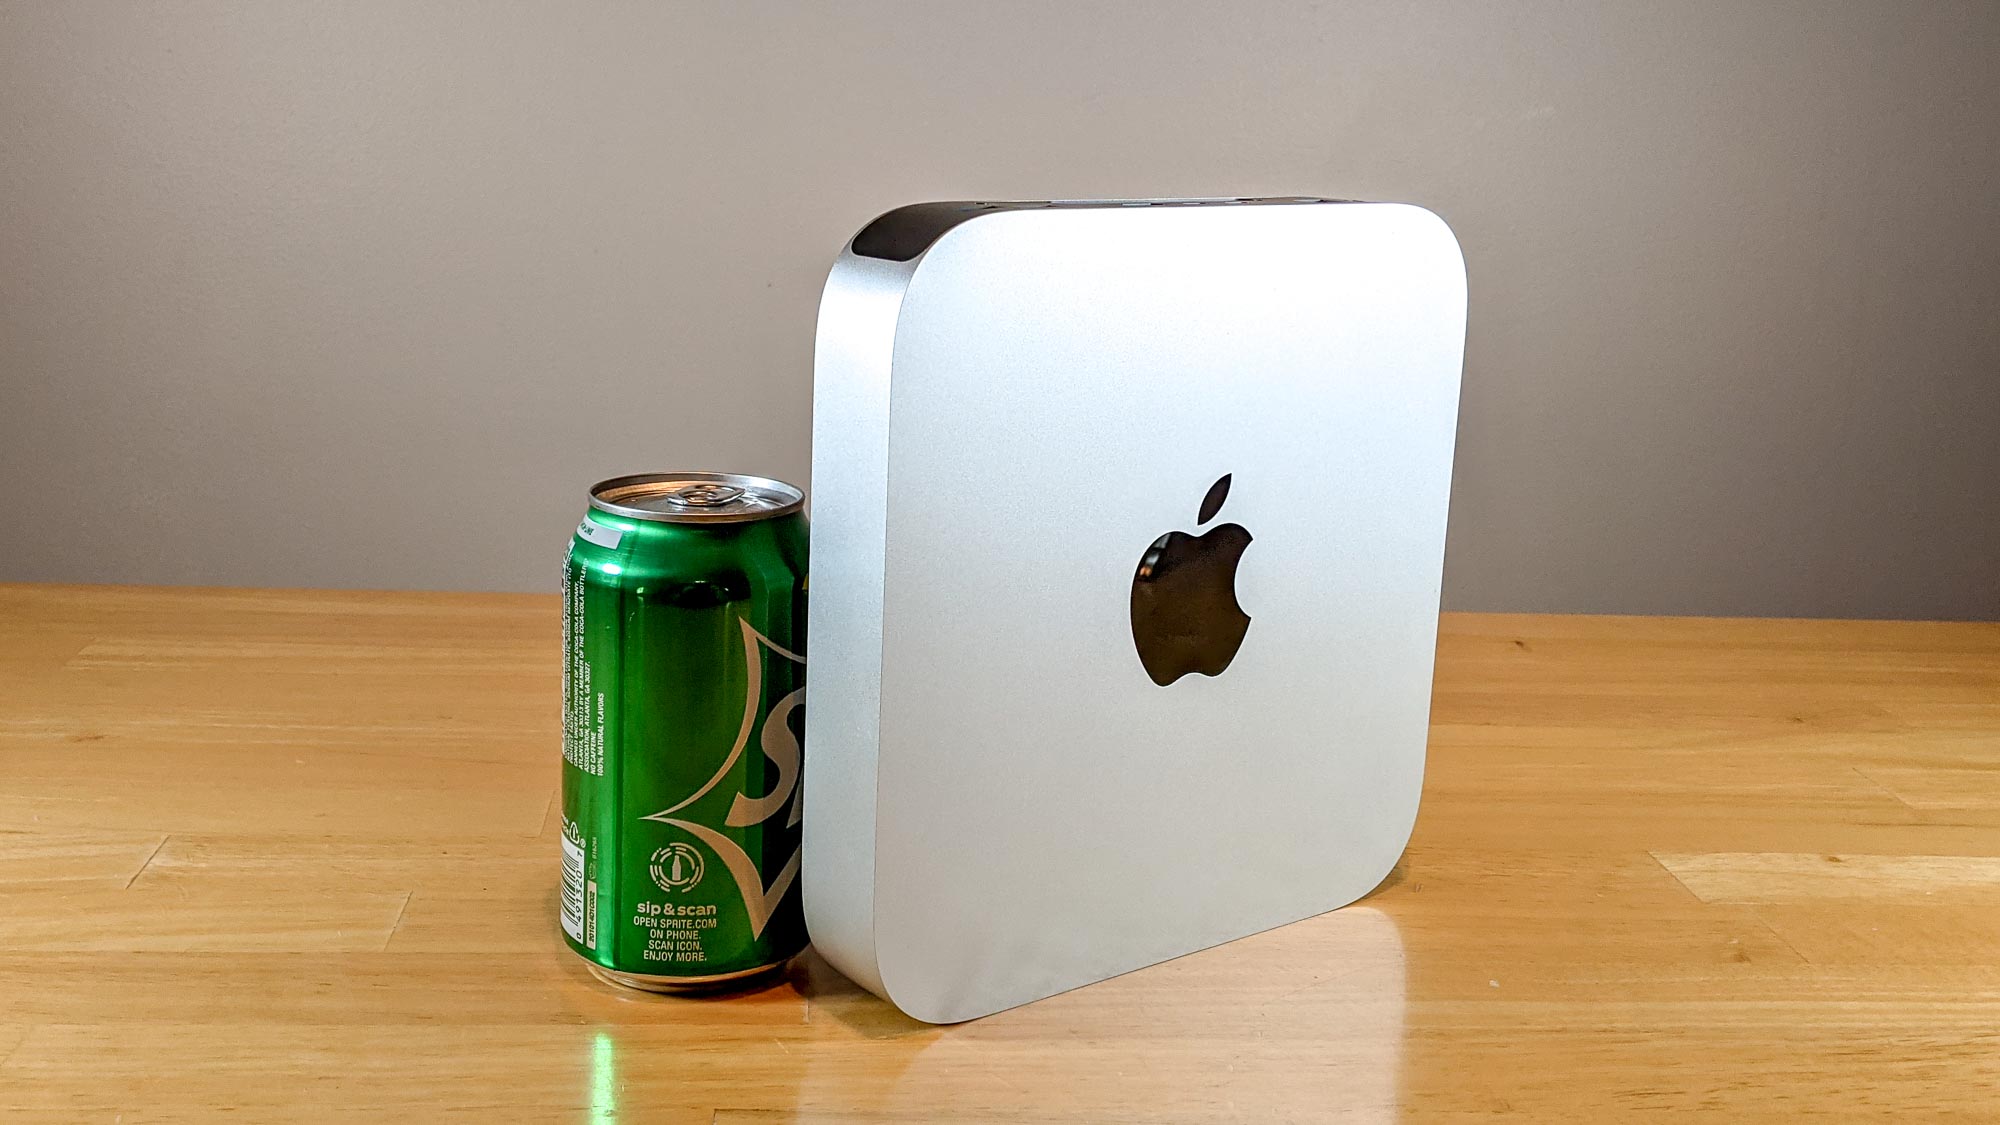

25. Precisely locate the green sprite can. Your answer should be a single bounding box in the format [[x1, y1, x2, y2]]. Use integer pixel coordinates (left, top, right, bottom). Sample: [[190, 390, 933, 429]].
[[560, 471, 808, 991]]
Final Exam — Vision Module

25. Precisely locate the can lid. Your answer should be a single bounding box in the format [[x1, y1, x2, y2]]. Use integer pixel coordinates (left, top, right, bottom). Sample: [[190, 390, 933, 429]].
[[588, 472, 804, 524]]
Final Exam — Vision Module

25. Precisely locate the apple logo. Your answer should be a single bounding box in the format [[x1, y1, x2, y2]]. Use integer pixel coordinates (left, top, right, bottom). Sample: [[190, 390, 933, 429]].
[[1129, 474, 1253, 686]]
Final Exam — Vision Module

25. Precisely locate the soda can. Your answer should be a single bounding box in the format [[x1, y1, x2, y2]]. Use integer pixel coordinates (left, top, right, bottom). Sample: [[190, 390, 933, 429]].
[[560, 471, 808, 991]]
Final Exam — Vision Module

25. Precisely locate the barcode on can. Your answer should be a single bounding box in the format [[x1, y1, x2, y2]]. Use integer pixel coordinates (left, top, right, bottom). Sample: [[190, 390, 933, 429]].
[[560, 831, 587, 945]]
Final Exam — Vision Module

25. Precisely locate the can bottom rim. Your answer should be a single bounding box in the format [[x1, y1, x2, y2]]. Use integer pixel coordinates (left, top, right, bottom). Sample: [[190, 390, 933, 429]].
[[584, 958, 792, 994]]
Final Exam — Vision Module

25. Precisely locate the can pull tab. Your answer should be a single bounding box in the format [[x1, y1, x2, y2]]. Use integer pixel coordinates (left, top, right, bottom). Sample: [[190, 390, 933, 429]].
[[662, 483, 746, 508]]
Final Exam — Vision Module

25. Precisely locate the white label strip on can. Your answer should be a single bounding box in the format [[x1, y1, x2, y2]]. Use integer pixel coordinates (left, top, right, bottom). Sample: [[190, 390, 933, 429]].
[[576, 519, 623, 550], [559, 833, 587, 944]]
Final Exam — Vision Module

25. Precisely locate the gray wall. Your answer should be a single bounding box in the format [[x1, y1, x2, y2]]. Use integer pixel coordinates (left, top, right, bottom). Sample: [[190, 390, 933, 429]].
[[3, 1, 1995, 618]]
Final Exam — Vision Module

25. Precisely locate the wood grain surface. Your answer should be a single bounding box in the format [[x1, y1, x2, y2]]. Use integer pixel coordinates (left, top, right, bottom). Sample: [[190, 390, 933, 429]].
[[1, 583, 1996, 1121]]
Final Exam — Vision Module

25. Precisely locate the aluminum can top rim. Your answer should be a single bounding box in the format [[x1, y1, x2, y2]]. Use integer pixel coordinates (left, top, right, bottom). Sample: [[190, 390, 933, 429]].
[[587, 472, 805, 525]]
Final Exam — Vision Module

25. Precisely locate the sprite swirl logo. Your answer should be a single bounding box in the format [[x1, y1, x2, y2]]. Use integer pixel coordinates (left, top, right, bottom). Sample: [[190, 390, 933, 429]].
[[639, 618, 802, 938]]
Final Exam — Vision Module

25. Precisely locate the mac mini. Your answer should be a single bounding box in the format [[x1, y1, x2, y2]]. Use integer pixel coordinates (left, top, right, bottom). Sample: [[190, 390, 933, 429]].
[[804, 197, 1466, 1023]]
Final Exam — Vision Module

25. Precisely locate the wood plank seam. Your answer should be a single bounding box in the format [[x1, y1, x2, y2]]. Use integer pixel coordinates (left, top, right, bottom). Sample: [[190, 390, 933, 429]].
[[384, 892, 415, 950], [1849, 766, 1916, 811], [123, 836, 168, 890], [1748, 916, 1812, 964], [1645, 851, 1713, 905]]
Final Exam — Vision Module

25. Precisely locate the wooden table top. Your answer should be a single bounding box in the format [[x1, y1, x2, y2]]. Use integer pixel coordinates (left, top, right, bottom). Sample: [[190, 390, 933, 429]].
[[2, 583, 1997, 1121]]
